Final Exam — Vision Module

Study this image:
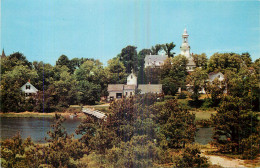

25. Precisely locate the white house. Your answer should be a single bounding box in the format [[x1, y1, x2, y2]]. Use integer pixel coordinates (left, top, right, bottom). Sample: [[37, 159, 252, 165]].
[[208, 72, 225, 83], [144, 54, 168, 68], [21, 81, 38, 97]]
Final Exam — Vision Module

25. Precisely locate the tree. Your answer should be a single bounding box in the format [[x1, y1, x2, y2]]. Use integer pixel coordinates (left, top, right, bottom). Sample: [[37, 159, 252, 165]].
[[145, 66, 161, 84], [53, 66, 77, 108], [154, 99, 196, 149], [106, 57, 127, 84], [119, 45, 138, 73], [211, 96, 259, 154], [162, 42, 176, 57], [192, 53, 208, 69], [56, 55, 75, 73], [206, 78, 226, 106], [137, 49, 152, 84], [207, 53, 242, 73], [161, 77, 178, 96], [151, 44, 163, 55], [186, 68, 208, 102]]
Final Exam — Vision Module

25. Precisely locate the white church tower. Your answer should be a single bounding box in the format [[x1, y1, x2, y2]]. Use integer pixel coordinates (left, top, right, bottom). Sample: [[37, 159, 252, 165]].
[[180, 28, 191, 59], [180, 28, 196, 72]]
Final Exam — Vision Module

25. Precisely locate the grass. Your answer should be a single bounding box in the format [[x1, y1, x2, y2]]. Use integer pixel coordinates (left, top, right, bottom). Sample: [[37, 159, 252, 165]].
[[0, 113, 53, 118], [192, 110, 217, 121]]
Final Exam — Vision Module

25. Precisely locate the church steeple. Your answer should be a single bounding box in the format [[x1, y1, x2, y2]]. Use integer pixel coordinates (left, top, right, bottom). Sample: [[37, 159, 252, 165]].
[[1, 49, 6, 58], [180, 28, 191, 58]]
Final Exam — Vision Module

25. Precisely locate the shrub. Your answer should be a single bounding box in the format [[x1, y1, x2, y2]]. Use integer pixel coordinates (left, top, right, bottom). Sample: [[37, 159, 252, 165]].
[[196, 119, 212, 128], [173, 144, 209, 168], [177, 92, 187, 99], [164, 95, 175, 100]]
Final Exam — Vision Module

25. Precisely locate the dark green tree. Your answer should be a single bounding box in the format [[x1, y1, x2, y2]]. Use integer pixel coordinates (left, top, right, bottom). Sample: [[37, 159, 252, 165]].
[[119, 45, 138, 73], [162, 42, 176, 57]]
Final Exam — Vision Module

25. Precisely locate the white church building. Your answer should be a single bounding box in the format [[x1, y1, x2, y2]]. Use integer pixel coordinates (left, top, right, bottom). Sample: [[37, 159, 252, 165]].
[[144, 28, 196, 72]]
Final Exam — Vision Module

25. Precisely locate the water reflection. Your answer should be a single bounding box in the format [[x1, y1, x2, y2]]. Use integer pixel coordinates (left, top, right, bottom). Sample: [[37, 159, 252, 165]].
[[1, 117, 213, 144], [0, 117, 81, 143]]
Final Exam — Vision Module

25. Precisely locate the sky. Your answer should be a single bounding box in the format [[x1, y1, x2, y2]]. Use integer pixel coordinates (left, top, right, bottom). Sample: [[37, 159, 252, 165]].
[[1, 0, 259, 65]]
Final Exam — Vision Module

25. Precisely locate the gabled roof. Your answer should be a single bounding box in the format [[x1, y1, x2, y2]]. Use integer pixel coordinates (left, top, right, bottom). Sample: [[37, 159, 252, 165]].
[[145, 55, 168, 63], [124, 85, 136, 90], [107, 84, 124, 92], [138, 84, 162, 93], [21, 82, 38, 93]]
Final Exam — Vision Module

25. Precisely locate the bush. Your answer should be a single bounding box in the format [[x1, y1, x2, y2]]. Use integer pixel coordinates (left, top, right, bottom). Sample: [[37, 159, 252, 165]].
[[241, 134, 260, 159], [173, 144, 209, 168], [164, 95, 175, 100], [196, 119, 212, 128], [177, 92, 187, 99]]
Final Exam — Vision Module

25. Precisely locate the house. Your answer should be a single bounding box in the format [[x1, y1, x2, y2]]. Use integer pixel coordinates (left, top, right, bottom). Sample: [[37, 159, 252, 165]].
[[107, 71, 163, 101], [107, 71, 137, 101], [144, 54, 168, 68], [21, 81, 38, 97], [208, 72, 225, 83]]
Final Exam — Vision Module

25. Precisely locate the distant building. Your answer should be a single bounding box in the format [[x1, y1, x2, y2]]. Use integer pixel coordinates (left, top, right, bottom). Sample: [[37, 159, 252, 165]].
[[208, 72, 225, 83], [144, 54, 168, 68], [180, 28, 196, 72], [107, 72, 137, 100], [1, 49, 6, 58], [21, 81, 38, 97], [107, 71, 163, 101]]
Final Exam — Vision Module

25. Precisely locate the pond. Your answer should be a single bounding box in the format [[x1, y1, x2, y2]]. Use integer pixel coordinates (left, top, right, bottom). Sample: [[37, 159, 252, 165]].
[[0, 117, 213, 144]]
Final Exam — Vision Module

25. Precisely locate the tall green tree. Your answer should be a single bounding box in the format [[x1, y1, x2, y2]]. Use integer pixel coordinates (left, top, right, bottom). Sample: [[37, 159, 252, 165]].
[[119, 45, 138, 73], [192, 53, 208, 69], [162, 42, 176, 57], [211, 96, 259, 154], [106, 57, 127, 84], [137, 49, 151, 84], [151, 44, 163, 55], [186, 68, 208, 101]]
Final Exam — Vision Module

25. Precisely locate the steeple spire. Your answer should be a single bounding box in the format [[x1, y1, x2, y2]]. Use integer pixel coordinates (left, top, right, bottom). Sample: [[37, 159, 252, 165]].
[[1, 49, 6, 58]]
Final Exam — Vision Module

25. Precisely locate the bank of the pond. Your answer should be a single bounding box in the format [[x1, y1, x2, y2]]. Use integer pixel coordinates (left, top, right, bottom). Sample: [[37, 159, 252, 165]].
[[0, 112, 86, 118]]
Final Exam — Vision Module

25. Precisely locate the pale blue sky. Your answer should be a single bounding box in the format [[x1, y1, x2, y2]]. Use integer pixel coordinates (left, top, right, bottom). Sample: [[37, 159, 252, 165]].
[[1, 0, 259, 65]]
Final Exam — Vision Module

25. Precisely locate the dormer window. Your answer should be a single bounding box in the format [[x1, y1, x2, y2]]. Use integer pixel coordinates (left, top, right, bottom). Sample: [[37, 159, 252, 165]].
[[131, 75, 133, 79], [218, 75, 220, 78], [26, 85, 30, 90]]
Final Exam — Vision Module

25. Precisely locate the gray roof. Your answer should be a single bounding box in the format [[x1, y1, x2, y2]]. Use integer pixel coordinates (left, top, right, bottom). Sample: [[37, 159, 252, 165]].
[[145, 55, 168, 63], [138, 84, 162, 94], [107, 84, 124, 91], [124, 85, 136, 90]]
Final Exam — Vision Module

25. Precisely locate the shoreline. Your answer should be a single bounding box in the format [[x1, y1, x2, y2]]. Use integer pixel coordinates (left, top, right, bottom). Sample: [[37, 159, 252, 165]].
[[0, 111, 85, 118]]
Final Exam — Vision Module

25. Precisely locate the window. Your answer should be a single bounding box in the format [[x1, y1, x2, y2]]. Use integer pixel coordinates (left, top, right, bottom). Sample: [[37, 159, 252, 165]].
[[126, 92, 128, 96], [26, 85, 30, 90], [130, 92, 132, 96], [218, 75, 220, 78], [131, 75, 133, 79]]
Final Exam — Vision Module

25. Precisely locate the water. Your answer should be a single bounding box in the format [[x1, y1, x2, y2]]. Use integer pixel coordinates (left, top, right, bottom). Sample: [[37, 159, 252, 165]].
[[0, 118, 213, 144], [195, 127, 214, 145], [0, 117, 82, 143]]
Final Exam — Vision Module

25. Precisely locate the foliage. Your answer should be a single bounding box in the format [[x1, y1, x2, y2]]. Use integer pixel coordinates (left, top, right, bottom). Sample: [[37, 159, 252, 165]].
[[161, 77, 178, 96], [174, 144, 209, 168], [119, 45, 138, 73], [177, 92, 187, 99], [106, 57, 127, 84], [192, 53, 208, 69], [162, 42, 176, 57], [206, 78, 226, 107], [154, 99, 196, 149], [186, 68, 208, 102], [211, 96, 259, 155], [196, 119, 212, 128]]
